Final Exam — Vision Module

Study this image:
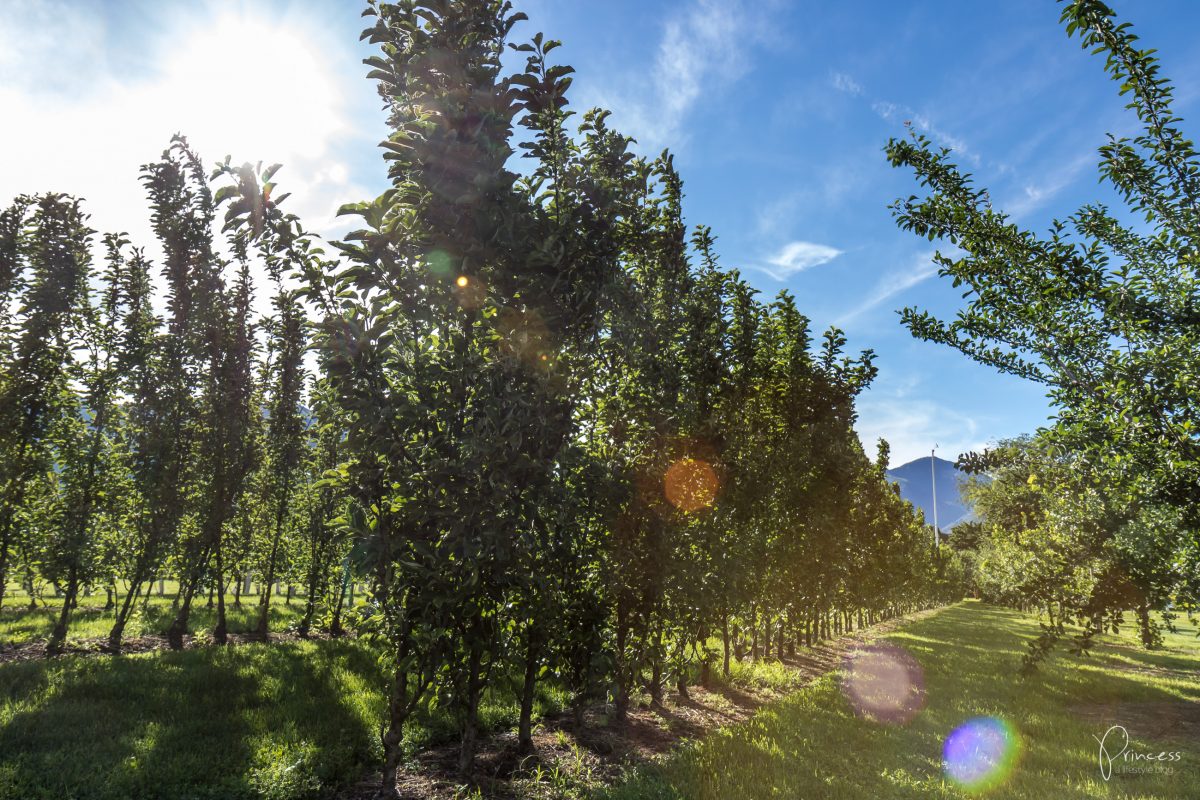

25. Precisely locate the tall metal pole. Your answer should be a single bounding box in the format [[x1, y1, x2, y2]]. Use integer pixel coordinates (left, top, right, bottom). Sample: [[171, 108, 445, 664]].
[[931, 446, 939, 549]]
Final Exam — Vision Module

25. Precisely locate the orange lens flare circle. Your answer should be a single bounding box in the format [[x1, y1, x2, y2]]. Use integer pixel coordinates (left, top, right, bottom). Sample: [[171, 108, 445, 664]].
[[663, 458, 719, 512]]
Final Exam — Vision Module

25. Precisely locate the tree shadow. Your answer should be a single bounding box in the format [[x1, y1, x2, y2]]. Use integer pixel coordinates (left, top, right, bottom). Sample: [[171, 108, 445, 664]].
[[0, 639, 381, 799]]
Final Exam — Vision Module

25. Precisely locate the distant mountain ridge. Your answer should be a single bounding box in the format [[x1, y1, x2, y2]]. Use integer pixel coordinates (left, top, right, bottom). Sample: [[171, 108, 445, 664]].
[[885, 455, 974, 530]]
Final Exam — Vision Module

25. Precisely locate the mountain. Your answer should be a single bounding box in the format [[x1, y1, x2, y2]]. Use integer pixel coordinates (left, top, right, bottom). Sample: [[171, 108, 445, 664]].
[[885, 455, 974, 530]]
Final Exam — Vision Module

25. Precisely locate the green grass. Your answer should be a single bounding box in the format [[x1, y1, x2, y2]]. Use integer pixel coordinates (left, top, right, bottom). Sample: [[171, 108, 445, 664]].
[[3, 602, 1197, 799], [601, 601, 1200, 800], [0, 634, 568, 800], [0, 582, 322, 644]]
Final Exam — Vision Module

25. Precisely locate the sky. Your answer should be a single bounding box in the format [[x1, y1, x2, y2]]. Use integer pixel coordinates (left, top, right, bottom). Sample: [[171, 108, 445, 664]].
[[2, 0, 1197, 467]]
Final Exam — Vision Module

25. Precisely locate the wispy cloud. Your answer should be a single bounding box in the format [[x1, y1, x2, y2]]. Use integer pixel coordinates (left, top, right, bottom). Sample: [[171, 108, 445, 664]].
[[830, 71, 863, 95], [1001, 151, 1094, 220], [837, 250, 944, 324], [752, 240, 842, 280], [871, 101, 975, 163], [855, 394, 986, 468], [584, 0, 768, 151]]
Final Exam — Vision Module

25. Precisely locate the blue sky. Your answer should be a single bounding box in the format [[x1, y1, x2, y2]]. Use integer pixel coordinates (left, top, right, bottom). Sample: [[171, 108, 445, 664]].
[[1, 0, 1196, 466]]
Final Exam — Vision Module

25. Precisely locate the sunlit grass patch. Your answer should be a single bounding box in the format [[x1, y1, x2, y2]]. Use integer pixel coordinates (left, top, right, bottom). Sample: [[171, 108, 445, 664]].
[[603, 601, 1200, 800]]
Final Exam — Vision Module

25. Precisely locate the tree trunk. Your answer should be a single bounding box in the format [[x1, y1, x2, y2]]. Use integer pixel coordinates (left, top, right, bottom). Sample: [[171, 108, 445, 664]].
[[0, 537, 9, 613], [750, 604, 759, 659], [47, 569, 80, 656], [213, 546, 228, 645], [258, 506, 288, 639], [166, 568, 203, 650], [676, 638, 690, 699], [457, 633, 484, 778], [1138, 602, 1154, 648], [721, 614, 731, 679], [378, 668, 409, 800], [649, 625, 664, 707], [108, 577, 144, 652], [518, 631, 540, 753], [613, 607, 629, 723], [330, 575, 347, 637], [298, 563, 322, 639]]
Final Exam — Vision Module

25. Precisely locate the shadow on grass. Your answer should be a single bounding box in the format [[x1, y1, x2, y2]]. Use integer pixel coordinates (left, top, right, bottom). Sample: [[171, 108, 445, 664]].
[[0, 639, 383, 800]]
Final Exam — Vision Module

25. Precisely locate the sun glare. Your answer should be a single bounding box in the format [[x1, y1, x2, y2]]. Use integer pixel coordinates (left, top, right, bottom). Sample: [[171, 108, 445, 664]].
[[158, 14, 343, 165]]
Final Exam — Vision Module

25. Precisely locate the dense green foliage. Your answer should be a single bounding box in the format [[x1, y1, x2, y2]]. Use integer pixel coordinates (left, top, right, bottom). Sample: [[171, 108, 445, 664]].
[[887, 0, 1200, 663]]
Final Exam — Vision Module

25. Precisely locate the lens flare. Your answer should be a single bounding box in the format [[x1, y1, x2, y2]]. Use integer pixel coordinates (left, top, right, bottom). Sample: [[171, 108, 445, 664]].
[[663, 458, 719, 512], [943, 717, 1021, 791], [426, 248, 454, 278], [456, 275, 469, 287], [841, 643, 925, 725]]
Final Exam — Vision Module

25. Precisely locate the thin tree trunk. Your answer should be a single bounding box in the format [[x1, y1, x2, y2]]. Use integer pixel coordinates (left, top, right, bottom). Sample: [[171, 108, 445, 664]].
[[378, 667, 410, 800], [108, 576, 145, 651], [721, 614, 731, 679], [750, 604, 758, 658], [213, 545, 228, 645], [298, 564, 321, 638], [613, 606, 629, 723], [167, 559, 207, 650], [518, 630, 540, 753], [675, 639, 690, 700], [649, 625, 664, 707], [456, 633, 484, 778], [46, 569, 80, 656], [330, 574, 347, 637]]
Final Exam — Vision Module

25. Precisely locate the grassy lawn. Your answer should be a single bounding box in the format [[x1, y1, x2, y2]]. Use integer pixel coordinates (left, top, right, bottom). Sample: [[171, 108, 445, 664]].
[[1, 601, 1196, 799], [0, 582, 338, 644], [0, 634, 571, 800], [602, 601, 1200, 800]]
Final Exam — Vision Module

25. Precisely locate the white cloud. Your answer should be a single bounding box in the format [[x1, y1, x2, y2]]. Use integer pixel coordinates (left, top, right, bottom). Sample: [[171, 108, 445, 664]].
[[1001, 151, 1093, 220], [583, 0, 765, 151], [831, 71, 862, 95], [871, 100, 976, 165], [0, 4, 378, 318], [752, 240, 842, 280], [837, 250, 944, 324], [855, 394, 986, 468]]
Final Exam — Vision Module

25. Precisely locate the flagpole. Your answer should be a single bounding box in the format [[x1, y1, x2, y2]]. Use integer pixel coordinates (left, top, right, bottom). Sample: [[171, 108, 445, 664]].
[[931, 446, 939, 549]]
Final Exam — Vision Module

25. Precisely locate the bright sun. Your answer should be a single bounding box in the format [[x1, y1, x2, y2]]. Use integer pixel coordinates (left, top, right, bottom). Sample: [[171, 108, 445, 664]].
[[154, 14, 344, 165]]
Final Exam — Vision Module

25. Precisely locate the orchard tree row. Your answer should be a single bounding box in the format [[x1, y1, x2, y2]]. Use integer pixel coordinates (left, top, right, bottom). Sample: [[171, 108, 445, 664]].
[[0, 0, 955, 792], [0, 145, 351, 653]]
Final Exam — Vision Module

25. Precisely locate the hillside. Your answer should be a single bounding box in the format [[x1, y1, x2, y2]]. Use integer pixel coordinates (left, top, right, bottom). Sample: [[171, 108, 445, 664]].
[[885, 455, 974, 529]]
